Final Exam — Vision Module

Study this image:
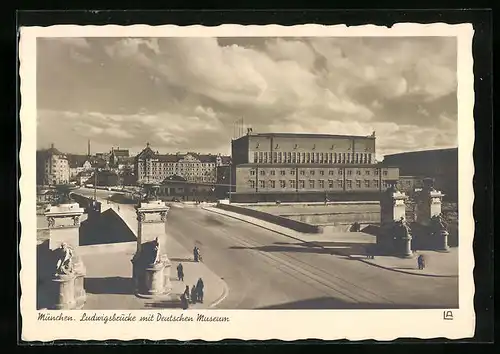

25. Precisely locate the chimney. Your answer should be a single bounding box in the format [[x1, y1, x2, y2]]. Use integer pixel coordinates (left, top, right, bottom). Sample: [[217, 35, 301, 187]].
[[87, 139, 91, 156], [51, 143, 54, 149]]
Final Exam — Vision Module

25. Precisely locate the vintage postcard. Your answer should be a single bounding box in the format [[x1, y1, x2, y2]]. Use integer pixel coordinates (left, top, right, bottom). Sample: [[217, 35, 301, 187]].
[[20, 23, 475, 341]]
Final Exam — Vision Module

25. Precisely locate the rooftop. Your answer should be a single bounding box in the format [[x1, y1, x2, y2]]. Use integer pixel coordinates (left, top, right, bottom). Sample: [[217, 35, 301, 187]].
[[384, 147, 458, 158], [235, 132, 376, 141]]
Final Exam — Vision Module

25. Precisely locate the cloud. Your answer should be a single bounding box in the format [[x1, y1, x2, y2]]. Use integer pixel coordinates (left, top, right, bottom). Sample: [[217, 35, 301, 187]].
[[36, 36, 458, 157]]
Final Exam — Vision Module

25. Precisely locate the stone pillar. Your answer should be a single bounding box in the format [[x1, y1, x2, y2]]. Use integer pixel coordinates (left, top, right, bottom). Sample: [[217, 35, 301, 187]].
[[131, 200, 171, 298], [416, 181, 445, 225], [45, 203, 87, 309], [380, 188, 409, 225], [380, 186, 413, 257], [45, 203, 84, 251]]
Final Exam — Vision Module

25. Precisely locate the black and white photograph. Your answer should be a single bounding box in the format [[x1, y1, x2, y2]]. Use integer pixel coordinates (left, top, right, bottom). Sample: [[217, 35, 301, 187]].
[[20, 23, 475, 341]]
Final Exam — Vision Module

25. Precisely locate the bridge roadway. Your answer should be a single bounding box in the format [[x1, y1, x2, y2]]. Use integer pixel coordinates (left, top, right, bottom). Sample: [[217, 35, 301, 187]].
[[76, 188, 458, 310]]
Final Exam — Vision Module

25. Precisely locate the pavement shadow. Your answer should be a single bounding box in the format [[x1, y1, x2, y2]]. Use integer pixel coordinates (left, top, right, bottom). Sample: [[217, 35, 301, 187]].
[[144, 296, 183, 309], [256, 297, 453, 309], [80, 209, 136, 246], [170, 257, 195, 263], [84, 276, 134, 295]]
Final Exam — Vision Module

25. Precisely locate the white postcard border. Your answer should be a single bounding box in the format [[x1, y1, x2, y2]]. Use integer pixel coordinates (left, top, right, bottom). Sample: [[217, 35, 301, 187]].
[[20, 23, 475, 341]]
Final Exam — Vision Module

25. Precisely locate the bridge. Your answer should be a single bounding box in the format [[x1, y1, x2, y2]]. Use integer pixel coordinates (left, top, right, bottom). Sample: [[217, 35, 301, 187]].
[[36, 187, 458, 310]]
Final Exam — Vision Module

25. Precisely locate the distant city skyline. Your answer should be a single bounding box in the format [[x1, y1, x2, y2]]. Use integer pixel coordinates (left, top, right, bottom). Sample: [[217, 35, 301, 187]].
[[37, 37, 458, 159]]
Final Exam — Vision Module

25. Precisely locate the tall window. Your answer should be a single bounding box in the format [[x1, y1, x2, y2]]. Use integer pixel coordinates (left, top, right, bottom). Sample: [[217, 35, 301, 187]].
[[329, 153, 333, 163], [310, 170, 315, 176], [270, 180, 276, 188], [374, 180, 379, 188], [292, 152, 296, 163], [260, 170, 265, 176], [346, 180, 352, 189], [259, 180, 266, 188], [374, 169, 379, 176], [287, 152, 292, 163], [273, 152, 277, 163], [338, 179, 344, 188], [316, 153, 320, 162], [249, 180, 255, 188], [309, 180, 315, 188], [290, 180, 296, 189], [254, 152, 258, 163], [280, 180, 286, 188], [280, 170, 286, 176], [259, 152, 263, 163], [290, 169, 296, 175], [329, 170, 334, 175], [334, 153, 337, 163], [311, 153, 315, 163], [383, 170, 388, 176], [347, 153, 350, 164], [328, 180, 334, 188], [307, 153, 311, 163], [356, 180, 361, 188], [301, 152, 305, 163], [300, 170, 305, 175], [299, 180, 305, 188], [319, 180, 325, 189], [365, 170, 370, 175], [320, 153, 324, 163], [250, 170, 256, 176], [365, 180, 370, 188], [270, 170, 276, 176], [263, 152, 268, 163], [319, 170, 325, 176], [278, 152, 282, 163]]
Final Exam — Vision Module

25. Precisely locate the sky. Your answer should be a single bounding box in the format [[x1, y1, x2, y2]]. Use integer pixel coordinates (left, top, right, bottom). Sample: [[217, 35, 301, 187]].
[[37, 36, 458, 160]]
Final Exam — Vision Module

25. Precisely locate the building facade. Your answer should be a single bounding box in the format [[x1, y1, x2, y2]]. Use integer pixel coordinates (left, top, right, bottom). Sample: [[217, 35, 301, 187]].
[[383, 148, 458, 201], [230, 132, 399, 202], [134, 143, 231, 185], [109, 148, 130, 167], [36, 145, 71, 186]]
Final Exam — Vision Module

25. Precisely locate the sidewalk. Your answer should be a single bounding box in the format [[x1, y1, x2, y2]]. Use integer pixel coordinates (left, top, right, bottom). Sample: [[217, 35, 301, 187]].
[[202, 206, 458, 278], [80, 199, 228, 310]]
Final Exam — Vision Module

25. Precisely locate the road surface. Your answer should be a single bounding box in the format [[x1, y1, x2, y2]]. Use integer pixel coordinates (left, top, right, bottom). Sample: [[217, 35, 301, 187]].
[[74, 189, 458, 309]]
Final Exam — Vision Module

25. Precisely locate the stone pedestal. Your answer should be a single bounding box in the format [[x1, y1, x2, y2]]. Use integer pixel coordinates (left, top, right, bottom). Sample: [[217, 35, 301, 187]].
[[401, 236, 413, 258], [437, 230, 450, 252], [51, 274, 76, 310], [131, 200, 171, 298]]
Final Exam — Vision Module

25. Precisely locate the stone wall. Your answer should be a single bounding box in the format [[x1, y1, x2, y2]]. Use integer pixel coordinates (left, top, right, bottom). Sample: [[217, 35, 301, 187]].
[[216, 203, 322, 234], [244, 202, 381, 227]]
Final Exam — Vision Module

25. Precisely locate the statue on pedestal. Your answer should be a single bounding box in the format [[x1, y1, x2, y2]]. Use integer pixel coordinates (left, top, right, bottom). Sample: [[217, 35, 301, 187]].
[[139, 237, 162, 266], [54, 242, 75, 276], [430, 213, 448, 233]]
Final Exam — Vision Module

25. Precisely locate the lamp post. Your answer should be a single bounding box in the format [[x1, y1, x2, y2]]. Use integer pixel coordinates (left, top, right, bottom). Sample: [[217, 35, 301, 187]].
[[229, 162, 232, 203]]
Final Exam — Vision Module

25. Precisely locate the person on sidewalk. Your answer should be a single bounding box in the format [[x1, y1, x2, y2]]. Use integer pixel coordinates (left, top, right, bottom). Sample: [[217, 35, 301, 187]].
[[196, 277, 204, 303], [190, 285, 197, 304], [417, 254, 425, 270], [183, 285, 190, 302], [180, 293, 189, 310], [193, 246, 199, 262], [177, 263, 184, 282], [117, 205, 120, 213]]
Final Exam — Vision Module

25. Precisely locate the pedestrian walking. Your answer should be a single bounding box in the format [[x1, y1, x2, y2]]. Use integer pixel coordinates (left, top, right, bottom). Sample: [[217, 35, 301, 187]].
[[193, 246, 199, 262], [417, 254, 425, 270], [196, 277, 204, 303], [117, 205, 120, 213], [190, 285, 197, 304], [177, 263, 184, 282]]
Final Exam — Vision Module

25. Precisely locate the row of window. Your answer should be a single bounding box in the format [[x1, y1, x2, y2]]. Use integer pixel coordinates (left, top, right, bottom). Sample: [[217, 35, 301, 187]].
[[250, 169, 388, 177], [142, 161, 216, 167], [253, 151, 373, 164], [249, 179, 389, 189]]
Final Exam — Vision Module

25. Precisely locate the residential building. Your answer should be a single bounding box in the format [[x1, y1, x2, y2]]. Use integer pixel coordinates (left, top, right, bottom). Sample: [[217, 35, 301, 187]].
[[109, 147, 130, 167], [230, 131, 399, 203], [36, 144, 70, 186], [67, 155, 93, 178], [134, 143, 230, 185]]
